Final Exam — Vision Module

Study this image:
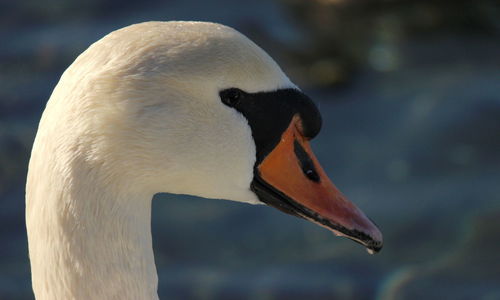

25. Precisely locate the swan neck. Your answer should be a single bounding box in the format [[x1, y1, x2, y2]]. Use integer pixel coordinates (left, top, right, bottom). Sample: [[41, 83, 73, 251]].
[[26, 154, 158, 300]]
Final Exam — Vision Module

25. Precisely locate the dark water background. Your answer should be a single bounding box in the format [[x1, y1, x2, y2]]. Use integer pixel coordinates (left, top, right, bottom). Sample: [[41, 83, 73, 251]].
[[1, 0, 500, 299]]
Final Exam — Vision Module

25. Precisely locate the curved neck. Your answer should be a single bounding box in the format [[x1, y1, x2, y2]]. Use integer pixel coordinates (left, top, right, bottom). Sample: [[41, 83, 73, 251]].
[[26, 149, 158, 300]]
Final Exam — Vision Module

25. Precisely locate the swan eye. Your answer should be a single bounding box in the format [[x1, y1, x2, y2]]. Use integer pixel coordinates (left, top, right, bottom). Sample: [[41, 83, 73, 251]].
[[220, 88, 243, 107]]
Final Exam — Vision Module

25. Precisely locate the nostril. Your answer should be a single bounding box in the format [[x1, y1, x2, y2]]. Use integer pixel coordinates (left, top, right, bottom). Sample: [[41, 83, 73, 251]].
[[305, 169, 320, 181], [294, 139, 320, 183]]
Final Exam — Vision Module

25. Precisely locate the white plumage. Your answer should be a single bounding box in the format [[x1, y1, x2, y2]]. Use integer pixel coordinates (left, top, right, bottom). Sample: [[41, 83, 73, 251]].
[[26, 21, 294, 300]]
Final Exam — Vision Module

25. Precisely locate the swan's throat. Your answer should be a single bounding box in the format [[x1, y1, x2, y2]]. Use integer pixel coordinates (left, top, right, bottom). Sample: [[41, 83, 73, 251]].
[[26, 155, 159, 300]]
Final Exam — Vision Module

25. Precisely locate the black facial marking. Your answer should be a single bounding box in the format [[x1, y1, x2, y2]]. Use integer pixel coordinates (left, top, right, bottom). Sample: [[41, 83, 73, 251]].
[[293, 140, 320, 182], [219, 88, 322, 164]]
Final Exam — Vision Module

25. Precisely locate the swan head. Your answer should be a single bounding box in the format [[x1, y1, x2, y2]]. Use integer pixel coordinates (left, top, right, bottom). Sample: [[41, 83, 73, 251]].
[[60, 21, 382, 252]]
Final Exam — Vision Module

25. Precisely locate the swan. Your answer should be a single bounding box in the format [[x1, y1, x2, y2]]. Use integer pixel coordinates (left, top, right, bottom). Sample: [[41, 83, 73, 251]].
[[26, 21, 382, 299]]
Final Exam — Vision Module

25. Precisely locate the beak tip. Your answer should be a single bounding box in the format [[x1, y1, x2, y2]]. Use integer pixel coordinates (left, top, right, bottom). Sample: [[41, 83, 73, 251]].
[[365, 222, 383, 254], [347, 218, 383, 254], [327, 220, 383, 254], [367, 243, 383, 255]]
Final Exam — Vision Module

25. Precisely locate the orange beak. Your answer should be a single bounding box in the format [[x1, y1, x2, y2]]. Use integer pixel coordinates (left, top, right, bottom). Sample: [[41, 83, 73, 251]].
[[251, 115, 383, 253]]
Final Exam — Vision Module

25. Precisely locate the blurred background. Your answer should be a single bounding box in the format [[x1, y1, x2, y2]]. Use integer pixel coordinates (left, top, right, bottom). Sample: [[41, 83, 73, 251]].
[[1, 0, 499, 299]]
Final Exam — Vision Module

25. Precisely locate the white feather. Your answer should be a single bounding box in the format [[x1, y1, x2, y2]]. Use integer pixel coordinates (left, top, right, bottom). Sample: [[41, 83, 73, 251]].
[[26, 21, 295, 299]]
